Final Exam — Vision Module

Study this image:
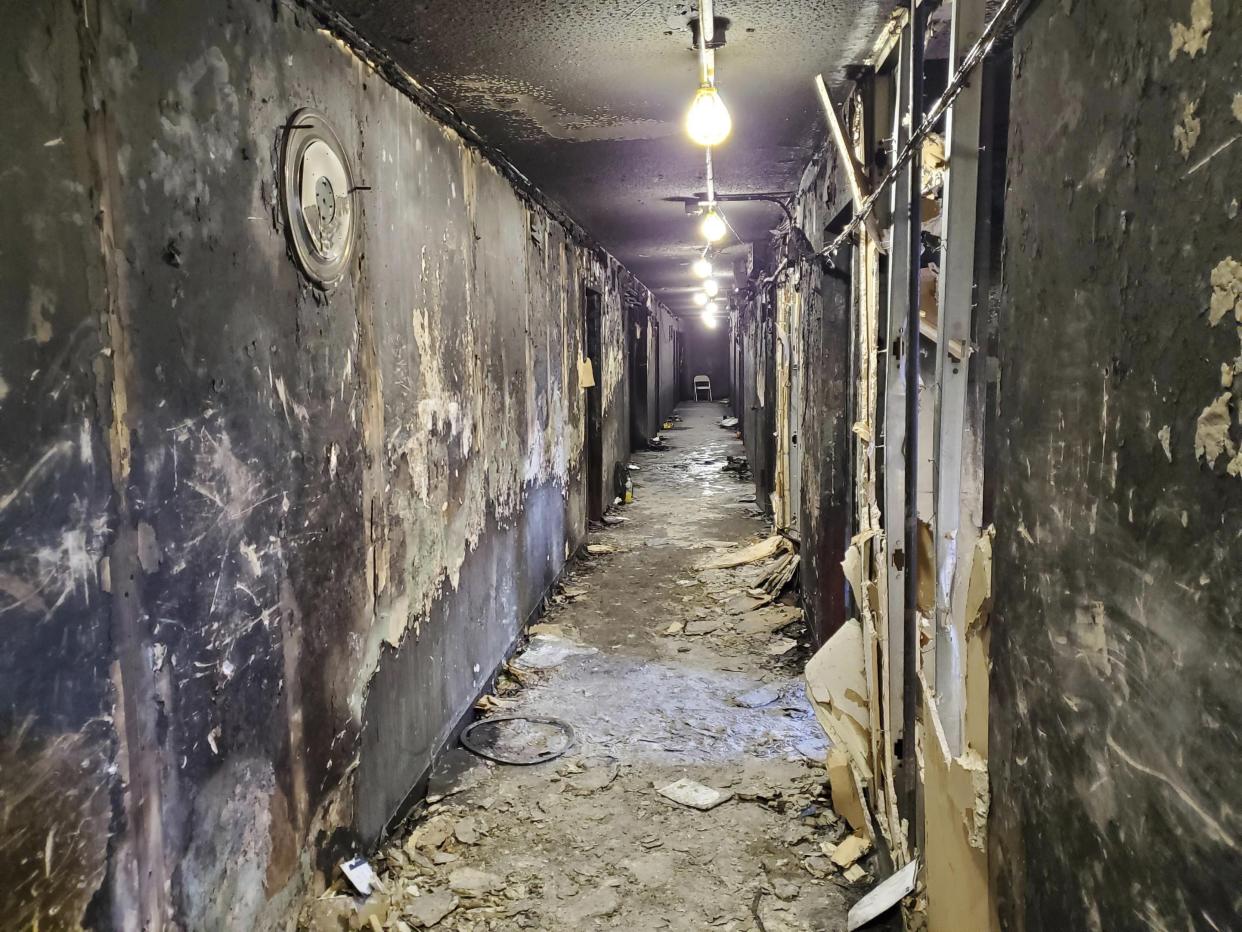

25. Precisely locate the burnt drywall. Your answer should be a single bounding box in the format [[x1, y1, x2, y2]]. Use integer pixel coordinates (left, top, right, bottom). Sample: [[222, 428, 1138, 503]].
[[0, 0, 654, 926], [990, 0, 1242, 929], [683, 319, 733, 400], [657, 308, 682, 423], [799, 268, 853, 646], [789, 142, 853, 647], [0, 4, 118, 928], [737, 289, 778, 512]]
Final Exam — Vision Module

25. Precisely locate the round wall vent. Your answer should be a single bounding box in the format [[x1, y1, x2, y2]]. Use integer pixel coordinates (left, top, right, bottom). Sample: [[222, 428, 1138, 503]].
[[280, 109, 357, 287]]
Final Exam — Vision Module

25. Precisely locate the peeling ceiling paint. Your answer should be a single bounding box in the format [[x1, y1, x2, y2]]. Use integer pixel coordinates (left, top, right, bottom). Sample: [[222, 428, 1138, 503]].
[[325, 0, 897, 312]]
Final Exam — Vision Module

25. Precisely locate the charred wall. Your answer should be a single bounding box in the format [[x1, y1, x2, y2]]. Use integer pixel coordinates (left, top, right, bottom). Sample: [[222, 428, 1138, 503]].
[[791, 146, 853, 647], [657, 308, 681, 423], [737, 288, 777, 512], [0, 0, 647, 927], [799, 267, 853, 645], [990, 0, 1242, 928], [0, 4, 117, 927]]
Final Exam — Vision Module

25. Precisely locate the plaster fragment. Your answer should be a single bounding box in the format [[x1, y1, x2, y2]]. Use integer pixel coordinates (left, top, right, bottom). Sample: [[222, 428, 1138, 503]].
[[1233, 94, 1242, 124], [1169, 0, 1212, 61], [1174, 95, 1201, 158], [1209, 258, 1242, 326], [1194, 392, 1235, 465], [1157, 424, 1173, 462]]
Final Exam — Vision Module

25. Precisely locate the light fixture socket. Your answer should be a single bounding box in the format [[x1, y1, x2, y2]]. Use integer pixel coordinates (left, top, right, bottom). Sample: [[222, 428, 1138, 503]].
[[687, 16, 731, 50]]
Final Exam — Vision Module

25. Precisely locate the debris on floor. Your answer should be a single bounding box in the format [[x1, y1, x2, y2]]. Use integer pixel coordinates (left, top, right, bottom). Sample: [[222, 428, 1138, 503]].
[[701, 534, 793, 570], [656, 777, 734, 810], [846, 859, 920, 930], [510, 634, 597, 671], [733, 684, 783, 708], [297, 406, 856, 931], [460, 716, 575, 765]]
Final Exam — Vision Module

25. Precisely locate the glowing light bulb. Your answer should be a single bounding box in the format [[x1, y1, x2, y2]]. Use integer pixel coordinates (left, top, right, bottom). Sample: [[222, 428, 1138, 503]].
[[703, 278, 719, 298], [704, 299, 719, 315], [703, 315, 718, 329], [691, 257, 713, 279], [700, 208, 726, 243], [692, 291, 709, 307], [685, 84, 732, 147]]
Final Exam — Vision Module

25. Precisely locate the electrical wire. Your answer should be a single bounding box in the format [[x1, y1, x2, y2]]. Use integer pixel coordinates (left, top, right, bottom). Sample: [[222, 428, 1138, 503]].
[[816, 0, 1027, 258]]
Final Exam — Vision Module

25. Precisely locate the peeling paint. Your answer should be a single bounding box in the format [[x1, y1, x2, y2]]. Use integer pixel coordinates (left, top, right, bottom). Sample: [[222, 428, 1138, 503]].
[[1209, 256, 1242, 326], [1168, 0, 1212, 60], [1194, 392, 1235, 465], [1157, 423, 1173, 461], [1173, 94, 1201, 158]]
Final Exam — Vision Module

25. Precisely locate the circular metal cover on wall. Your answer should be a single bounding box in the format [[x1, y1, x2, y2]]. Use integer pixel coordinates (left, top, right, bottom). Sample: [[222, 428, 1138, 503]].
[[280, 109, 356, 287]]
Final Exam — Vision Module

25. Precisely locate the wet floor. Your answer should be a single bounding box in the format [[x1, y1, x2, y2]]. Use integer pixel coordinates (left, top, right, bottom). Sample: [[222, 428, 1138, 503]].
[[311, 402, 862, 931]]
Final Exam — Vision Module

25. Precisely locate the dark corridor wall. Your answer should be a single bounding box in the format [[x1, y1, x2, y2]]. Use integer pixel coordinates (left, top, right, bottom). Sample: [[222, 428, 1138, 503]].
[[990, 0, 1242, 929], [0, 0, 653, 927], [683, 318, 732, 400]]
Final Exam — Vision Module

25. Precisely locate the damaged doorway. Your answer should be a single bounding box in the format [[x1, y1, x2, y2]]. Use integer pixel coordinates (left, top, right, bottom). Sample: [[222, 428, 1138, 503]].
[[628, 301, 651, 445], [585, 289, 605, 521]]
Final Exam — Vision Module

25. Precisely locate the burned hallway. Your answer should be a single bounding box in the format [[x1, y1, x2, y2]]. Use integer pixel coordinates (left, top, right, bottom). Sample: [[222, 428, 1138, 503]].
[[332, 404, 849, 931], [3, 0, 1242, 930]]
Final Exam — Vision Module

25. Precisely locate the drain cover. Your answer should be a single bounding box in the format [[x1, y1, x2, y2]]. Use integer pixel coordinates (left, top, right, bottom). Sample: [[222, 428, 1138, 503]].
[[280, 109, 356, 286]]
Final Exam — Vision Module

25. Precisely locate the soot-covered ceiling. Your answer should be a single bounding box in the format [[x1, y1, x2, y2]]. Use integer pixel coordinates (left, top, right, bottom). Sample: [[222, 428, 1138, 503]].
[[328, 0, 896, 313]]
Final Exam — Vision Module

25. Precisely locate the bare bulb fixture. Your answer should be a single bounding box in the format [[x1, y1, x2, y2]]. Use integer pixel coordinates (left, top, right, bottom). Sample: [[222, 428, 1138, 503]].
[[700, 207, 726, 243], [692, 257, 713, 279], [703, 314, 718, 329], [692, 291, 709, 307], [704, 299, 719, 315], [686, 84, 733, 147], [703, 278, 719, 298]]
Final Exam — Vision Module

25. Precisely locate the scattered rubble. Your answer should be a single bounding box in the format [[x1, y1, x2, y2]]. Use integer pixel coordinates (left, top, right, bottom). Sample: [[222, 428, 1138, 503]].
[[296, 408, 855, 931]]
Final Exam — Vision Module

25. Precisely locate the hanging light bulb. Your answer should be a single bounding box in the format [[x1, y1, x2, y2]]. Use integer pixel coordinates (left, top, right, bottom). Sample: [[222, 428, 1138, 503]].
[[692, 291, 709, 307], [704, 299, 719, 315], [691, 256, 713, 279], [700, 207, 726, 243], [703, 278, 719, 298], [686, 84, 732, 147], [703, 314, 718, 329]]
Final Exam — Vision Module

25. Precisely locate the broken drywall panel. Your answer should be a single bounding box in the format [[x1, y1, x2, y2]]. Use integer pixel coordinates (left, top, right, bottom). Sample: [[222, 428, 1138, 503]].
[[916, 519, 935, 616], [702, 535, 789, 570], [828, 748, 870, 834], [805, 618, 873, 781], [962, 526, 994, 757], [922, 678, 993, 932]]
